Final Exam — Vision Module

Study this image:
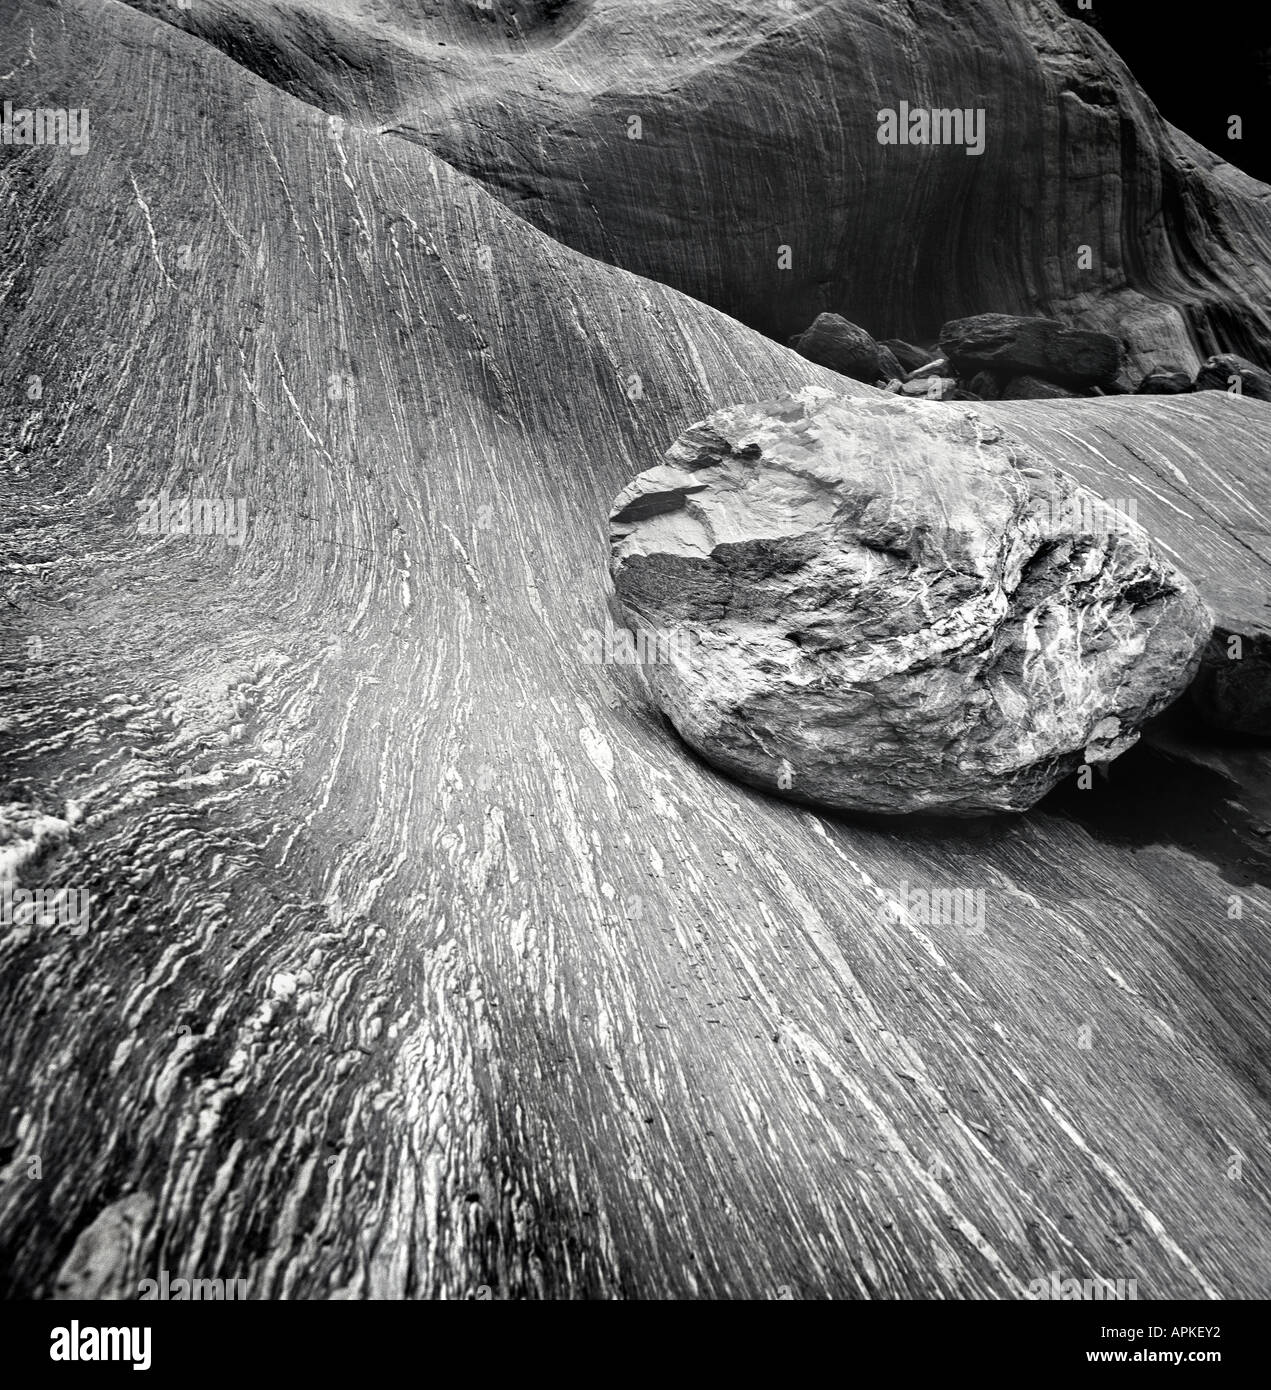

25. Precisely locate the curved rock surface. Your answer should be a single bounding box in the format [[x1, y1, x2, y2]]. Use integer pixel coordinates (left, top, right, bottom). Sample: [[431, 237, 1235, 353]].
[[127, 0, 1271, 377], [3, 0, 1271, 1302], [610, 389, 1210, 816]]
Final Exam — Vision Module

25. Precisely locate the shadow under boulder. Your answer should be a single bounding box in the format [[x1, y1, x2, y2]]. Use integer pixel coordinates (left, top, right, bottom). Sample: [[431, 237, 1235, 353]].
[[1189, 629, 1271, 737]]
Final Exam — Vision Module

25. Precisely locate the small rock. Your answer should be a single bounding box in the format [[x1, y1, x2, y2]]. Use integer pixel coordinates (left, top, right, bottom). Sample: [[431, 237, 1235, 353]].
[[899, 377, 958, 399], [905, 357, 954, 381], [270, 972, 298, 1000], [789, 313, 903, 384]]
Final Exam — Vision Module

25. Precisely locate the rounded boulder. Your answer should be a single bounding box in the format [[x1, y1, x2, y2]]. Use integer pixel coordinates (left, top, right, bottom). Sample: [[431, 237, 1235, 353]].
[[608, 389, 1211, 816]]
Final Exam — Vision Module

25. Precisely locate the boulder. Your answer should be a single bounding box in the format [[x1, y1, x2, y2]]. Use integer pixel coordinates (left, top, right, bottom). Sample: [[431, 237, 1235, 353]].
[[939, 314, 1121, 388], [1136, 368, 1193, 395], [609, 388, 1210, 817], [880, 339, 935, 374], [789, 314, 904, 384], [1193, 354, 1271, 401], [1001, 375, 1079, 400]]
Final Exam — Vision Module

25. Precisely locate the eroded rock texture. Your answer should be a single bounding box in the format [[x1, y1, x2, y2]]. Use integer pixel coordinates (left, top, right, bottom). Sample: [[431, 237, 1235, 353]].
[[3, 0, 1271, 1303], [128, 0, 1271, 377], [610, 390, 1210, 816]]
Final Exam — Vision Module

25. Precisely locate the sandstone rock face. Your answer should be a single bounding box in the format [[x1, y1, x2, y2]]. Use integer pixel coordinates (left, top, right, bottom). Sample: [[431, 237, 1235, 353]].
[[137, 2, 1271, 378], [1193, 354, 1271, 401], [610, 389, 1210, 817], [789, 314, 903, 384], [939, 314, 1120, 388]]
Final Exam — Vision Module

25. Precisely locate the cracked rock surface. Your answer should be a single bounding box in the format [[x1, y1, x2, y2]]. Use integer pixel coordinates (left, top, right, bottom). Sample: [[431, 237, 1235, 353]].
[[610, 389, 1211, 816]]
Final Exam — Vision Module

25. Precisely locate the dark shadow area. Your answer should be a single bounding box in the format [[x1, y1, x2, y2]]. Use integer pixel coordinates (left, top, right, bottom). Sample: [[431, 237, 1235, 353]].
[[1040, 714, 1271, 889], [653, 695, 1271, 890]]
